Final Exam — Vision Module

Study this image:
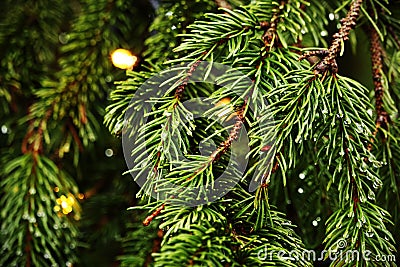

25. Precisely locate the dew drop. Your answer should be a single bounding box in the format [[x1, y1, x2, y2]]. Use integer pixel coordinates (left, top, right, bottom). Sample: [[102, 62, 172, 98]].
[[359, 162, 367, 172], [29, 188, 36, 195], [105, 75, 113, 83], [160, 131, 168, 141], [105, 148, 113, 157], [367, 189, 375, 200], [299, 173, 306, 179], [58, 32, 69, 44], [320, 30, 328, 37], [297, 188, 304, 194], [373, 180, 382, 189], [347, 210, 354, 218], [185, 113, 193, 121], [1, 125, 8, 134]]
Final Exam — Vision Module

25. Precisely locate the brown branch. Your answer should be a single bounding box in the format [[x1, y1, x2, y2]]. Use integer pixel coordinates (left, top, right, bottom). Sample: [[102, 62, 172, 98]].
[[174, 60, 201, 100], [300, 0, 364, 75], [66, 118, 84, 152], [260, 1, 287, 48], [210, 106, 245, 162], [184, 105, 245, 182], [143, 203, 165, 226], [369, 26, 389, 137], [21, 106, 53, 155], [144, 229, 164, 267]]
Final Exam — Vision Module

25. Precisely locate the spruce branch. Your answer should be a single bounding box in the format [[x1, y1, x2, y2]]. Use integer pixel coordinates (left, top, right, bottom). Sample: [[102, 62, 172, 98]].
[[210, 106, 244, 162], [369, 26, 390, 134], [143, 203, 165, 226], [300, 0, 364, 75], [260, 0, 286, 49]]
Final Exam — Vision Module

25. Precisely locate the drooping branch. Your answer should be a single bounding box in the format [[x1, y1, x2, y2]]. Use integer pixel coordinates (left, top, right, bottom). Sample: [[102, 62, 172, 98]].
[[369, 27, 390, 134], [300, 0, 364, 75]]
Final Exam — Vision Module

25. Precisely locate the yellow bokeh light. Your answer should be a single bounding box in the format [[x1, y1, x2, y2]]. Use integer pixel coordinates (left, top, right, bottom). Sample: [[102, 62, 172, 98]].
[[111, 49, 137, 70], [54, 193, 81, 216]]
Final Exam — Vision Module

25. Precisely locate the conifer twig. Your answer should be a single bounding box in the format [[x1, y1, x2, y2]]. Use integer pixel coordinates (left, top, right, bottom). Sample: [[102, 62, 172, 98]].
[[369, 26, 390, 136], [143, 203, 165, 226], [260, 0, 286, 49], [174, 60, 201, 100], [300, 0, 364, 75], [209, 106, 244, 162]]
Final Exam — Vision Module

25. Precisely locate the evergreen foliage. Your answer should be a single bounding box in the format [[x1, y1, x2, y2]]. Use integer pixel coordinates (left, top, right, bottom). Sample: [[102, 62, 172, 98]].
[[106, 0, 400, 266], [1, 0, 400, 266], [0, 0, 152, 266]]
